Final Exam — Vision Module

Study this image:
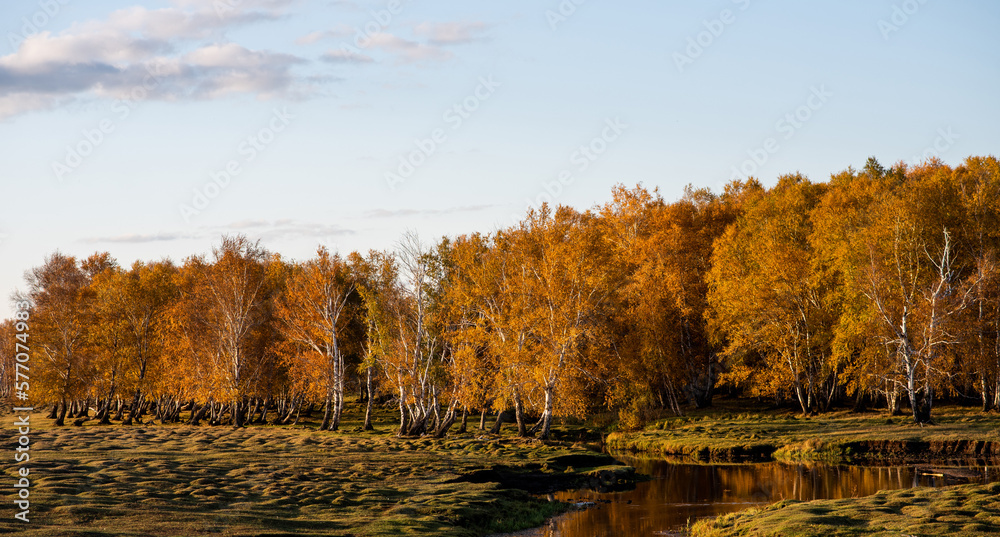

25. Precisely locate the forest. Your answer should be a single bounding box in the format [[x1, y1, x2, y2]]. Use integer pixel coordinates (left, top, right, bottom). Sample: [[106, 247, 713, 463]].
[[3, 155, 1000, 435]]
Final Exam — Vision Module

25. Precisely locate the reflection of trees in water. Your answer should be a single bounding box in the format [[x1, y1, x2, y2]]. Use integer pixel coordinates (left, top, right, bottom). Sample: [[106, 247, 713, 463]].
[[546, 462, 991, 537], [713, 463, 924, 502]]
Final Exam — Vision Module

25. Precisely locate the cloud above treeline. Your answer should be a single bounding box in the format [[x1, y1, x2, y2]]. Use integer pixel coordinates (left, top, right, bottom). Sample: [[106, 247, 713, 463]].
[[0, 0, 305, 119], [84, 219, 355, 245], [0, 0, 490, 120], [306, 20, 490, 65]]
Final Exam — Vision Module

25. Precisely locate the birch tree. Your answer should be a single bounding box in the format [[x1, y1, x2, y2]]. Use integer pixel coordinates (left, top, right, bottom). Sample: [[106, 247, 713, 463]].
[[277, 246, 356, 431]]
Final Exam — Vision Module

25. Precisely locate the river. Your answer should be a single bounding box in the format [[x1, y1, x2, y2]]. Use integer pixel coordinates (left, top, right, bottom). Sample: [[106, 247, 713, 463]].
[[516, 456, 1000, 536]]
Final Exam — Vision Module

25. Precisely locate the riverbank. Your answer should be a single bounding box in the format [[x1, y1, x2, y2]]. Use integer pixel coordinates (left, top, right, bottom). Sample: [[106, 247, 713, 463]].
[[0, 409, 636, 536], [606, 402, 1000, 463], [691, 480, 1000, 536]]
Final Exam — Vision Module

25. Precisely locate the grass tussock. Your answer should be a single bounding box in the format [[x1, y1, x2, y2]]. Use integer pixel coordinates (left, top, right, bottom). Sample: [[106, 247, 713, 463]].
[[691, 481, 1000, 537], [0, 404, 629, 536]]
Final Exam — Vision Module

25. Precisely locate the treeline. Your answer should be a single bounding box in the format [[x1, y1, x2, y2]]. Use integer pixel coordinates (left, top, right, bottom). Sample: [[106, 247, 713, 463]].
[[2, 156, 999, 431]]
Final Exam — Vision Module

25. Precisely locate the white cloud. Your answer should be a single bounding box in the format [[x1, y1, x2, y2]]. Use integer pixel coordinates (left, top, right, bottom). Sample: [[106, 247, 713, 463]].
[[321, 48, 373, 64], [298, 22, 473, 64], [364, 205, 494, 218], [84, 219, 354, 245], [362, 32, 452, 64], [0, 2, 309, 120], [412, 22, 490, 45], [295, 24, 355, 45], [84, 231, 200, 243]]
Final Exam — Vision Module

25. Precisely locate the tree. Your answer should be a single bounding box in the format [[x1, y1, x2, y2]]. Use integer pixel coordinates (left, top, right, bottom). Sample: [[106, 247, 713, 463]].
[[953, 156, 1000, 410], [90, 260, 178, 424], [601, 184, 740, 424], [708, 174, 835, 414], [814, 158, 981, 423], [198, 235, 276, 426], [277, 247, 356, 431], [21, 253, 94, 425], [450, 230, 541, 436], [355, 250, 399, 431], [516, 205, 616, 439], [356, 240, 442, 437], [0, 320, 16, 402], [384, 232, 446, 436]]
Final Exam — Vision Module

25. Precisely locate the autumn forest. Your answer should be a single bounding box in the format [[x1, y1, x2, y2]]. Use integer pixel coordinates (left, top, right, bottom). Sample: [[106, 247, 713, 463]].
[[5, 156, 1000, 436]]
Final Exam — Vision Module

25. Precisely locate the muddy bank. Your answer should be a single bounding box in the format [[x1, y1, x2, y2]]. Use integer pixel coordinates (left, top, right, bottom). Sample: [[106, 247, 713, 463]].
[[608, 435, 1000, 463], [454, 453, 639, 494], [607, 439, 777, 462], [843, 439, 1000, 461]]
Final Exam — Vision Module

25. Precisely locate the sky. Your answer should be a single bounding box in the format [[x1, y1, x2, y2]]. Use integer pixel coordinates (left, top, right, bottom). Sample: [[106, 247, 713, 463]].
[[1, 0, 998, 317]]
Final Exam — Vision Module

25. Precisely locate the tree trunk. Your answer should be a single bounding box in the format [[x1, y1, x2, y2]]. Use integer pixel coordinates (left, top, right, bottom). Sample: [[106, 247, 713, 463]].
[[397, 387, 409, 437], [331, 392, 342, 432], [113, 398, 126, 421], [528, 415, 544, 435], [793, 375, 809, 415], [539, 387, 555, 440], [320, 397, 332, 431], [125, 389, 143, 425], [232, 399, 244, 427], [96, 398, 112, 424], [280, 397, 298, 425], [331, 348, 344, 432], [433, 401, 459, 438], [54, 399, 67, 426], [457, 406, 468, 434], [363, 367, 375, 431], [513, 390, 528, 437], [258, 398, 270, 424], [489, 408, 507, 435]]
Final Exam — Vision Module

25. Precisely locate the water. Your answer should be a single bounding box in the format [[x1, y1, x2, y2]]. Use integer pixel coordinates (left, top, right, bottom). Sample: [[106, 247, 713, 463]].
[[521, 457, 1000, 536]]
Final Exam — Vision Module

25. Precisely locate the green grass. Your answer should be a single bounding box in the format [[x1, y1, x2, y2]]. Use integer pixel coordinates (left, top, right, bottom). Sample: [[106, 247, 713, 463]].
[[691, 481, 1000, 537], [607, 399, 1000, 463], [0, 404, 632, 536]]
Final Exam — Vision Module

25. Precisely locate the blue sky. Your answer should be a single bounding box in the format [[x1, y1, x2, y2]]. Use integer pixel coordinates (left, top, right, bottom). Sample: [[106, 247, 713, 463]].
[[1, 0, 998, 316]]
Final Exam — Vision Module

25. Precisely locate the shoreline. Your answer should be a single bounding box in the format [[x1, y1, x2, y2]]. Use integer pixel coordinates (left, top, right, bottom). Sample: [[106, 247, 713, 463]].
[[605, 404, 1000, 464]]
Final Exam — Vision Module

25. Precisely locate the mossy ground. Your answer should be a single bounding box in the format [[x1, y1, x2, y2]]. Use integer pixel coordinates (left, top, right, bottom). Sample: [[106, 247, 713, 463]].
[[607, 398, 1000, 463], [0, 403, 626, 536], [691, 481, 1000, 537]]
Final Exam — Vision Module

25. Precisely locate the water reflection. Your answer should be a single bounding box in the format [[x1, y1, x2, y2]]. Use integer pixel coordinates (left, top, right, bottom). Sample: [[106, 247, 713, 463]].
[[527, 458, 1000, 537]]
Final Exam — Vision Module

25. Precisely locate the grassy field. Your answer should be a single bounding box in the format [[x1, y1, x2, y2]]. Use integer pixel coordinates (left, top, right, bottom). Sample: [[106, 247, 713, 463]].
[[691, 481, 1000, 536], [0, 404, 634, 537], [607, 399, 1000, 463]]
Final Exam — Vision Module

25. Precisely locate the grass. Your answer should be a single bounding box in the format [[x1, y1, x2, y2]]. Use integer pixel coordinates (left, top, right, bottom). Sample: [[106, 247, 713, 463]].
[[606, 399, 1000, 463], [0, 403, 634, 536], [691, 481, 1000, 536]]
